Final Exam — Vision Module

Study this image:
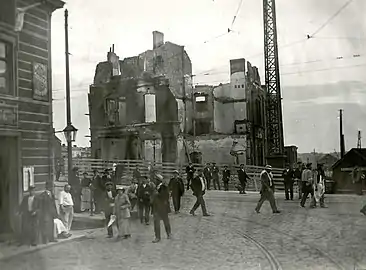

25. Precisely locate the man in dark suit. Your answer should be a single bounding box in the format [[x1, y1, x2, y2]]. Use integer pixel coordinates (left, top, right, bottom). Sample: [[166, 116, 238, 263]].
[[255, 165, 281, 214], [222, 165, 231, 191], [282, 164, 295, 200], [185, 162, 195, 190], [103, 181, 116, 238], [169, 170, 185, 213], [203, 163, 212, 190], [189, 169, 210, 216], [237, 164, 250, 194], [37, 184, 58, 244], [18, 186, 38, 246], [152, 177, 172, 243], [137, 176, 154, 225], [211, 163, 220, 190]]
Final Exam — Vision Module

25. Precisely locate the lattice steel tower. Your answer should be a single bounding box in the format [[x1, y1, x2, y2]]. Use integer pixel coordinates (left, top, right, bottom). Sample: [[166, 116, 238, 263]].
[[263, 0, 285, 161]]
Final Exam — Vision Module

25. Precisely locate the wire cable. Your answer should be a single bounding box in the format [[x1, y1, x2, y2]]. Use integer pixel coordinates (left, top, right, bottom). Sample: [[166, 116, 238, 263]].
[[309, 0, 355, 37], [230, 0, 244, 29]]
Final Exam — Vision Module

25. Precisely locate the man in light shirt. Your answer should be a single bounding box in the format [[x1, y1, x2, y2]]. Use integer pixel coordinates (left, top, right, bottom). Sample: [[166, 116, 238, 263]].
[[59, 184, 74, 233], [189, 169, 210, 217]]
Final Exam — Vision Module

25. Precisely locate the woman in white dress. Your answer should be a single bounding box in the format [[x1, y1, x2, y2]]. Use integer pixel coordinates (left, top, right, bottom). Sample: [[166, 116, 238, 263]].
[[114, 186, 131, 239]]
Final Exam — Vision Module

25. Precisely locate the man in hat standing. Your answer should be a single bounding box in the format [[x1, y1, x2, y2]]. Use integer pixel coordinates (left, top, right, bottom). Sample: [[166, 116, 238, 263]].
[[70, 167, 81, 213], [38, 183, 58, 244], [18, 185, 38, 246], [255, 165, 281, 214], [211, 163, 220, 190], [237, 164, 250, 194], [222, 165, 231, 191], [91, 170, 103, 213], [169, 170, 185, 213], [300, 163, 315, 208], [152, 176, 172, 243], [203, 163, 212, 190], [185, 162, 195, 191], [189, 169, 210, 216], [282, 164, 294, 200], [137, 176, 154, 225], [293, 163, 303, 200], [103, 181, 116, 237]]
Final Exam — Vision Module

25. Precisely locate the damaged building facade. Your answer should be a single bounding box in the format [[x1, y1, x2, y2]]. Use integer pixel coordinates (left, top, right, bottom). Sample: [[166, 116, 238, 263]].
[[185, 58, 266, 166], [89, 31, 266, 166], [89, 31, 193, 163]]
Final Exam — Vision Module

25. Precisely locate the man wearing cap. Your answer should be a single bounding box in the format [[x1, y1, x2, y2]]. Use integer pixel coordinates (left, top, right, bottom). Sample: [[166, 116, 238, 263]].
[[189, 169, 210, 216], [18, 185, 38, 246], [137, 176, 154, 225], [255, 165, 281, 214], [103, 181, 117, 237], [152, 176, 172, 243], [169, 170, 185, 213], [300, 163, 315, 208]]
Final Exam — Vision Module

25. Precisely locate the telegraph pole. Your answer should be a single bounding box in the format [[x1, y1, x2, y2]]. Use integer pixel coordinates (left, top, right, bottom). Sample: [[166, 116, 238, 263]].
[[339, 109, 345, 158], [65, 9, 73, 182]]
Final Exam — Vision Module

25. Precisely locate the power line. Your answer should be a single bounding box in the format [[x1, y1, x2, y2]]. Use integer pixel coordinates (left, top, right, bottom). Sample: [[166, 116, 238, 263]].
[[309, 0, 356, 37], [230, 0, 244, 29], [281, 62, 366, 76]]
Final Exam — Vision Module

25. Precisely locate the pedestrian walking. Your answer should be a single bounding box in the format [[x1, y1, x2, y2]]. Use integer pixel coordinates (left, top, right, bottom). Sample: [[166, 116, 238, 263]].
[[37, 184, 58, 244], [237, 164, 250, 194], [186, 162, 195, 190], [300, 163, 315, 208], [294, 163, 302, 200], [114, 186, 131, 239], [18, 186, 38, 246], [222, 165, 231, 191], [59, 184, 74, 233], [169, 170, 185, 213], [312, 163, 327, 208], [103, 181, 116, 238], [152, 177, 172, 243], [137, 176, 154, 225], [203, 163, 212, 190], [282, 164, 294, 200], [211, 163, 220, 190], [190, 169, 210, 216], [255, 165, 281, 214]]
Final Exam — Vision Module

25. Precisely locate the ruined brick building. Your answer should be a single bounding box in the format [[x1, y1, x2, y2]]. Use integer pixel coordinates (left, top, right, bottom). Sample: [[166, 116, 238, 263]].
[[88, 31, 266, 165], [187, 59, 266, 165]]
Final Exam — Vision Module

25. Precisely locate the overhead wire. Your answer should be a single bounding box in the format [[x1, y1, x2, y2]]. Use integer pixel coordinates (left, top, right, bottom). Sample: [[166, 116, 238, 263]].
[[309, 0, 356, 37]]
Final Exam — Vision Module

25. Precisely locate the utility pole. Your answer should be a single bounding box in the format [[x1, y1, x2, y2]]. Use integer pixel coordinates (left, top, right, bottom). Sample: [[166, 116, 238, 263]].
[[357, 130, 362, 149], [339, 109, 345, 158], [65, 9, 73, 183]]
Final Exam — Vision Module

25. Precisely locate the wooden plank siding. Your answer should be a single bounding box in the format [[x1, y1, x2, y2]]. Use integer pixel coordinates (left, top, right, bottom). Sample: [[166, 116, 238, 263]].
[[16, 0, 53, 191]]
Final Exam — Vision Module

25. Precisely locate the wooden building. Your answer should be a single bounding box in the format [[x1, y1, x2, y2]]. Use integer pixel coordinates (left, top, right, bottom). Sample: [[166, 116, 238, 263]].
[[331, 148, 366, 193], [0, 0, 64, 234]]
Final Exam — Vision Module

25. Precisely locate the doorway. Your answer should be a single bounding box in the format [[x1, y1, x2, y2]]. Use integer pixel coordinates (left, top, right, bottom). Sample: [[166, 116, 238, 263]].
[[0, 136, 19, 234]]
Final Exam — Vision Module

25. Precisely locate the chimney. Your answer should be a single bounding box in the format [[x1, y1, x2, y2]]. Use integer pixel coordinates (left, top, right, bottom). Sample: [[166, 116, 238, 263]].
[[107, 44, 120, 76], [153, 31, 164, 49]]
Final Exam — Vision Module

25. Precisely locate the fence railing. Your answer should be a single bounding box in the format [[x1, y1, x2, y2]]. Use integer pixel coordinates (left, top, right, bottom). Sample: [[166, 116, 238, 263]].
[[59, 158, 297, 193]]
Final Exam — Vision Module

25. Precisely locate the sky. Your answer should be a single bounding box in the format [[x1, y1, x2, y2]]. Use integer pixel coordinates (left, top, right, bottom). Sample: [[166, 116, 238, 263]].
[[50, 0, 366, 153]]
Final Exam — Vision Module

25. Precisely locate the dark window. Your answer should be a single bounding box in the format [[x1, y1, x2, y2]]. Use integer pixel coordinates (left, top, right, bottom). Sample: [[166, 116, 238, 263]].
[[118, 99, 127, 126], [195, 120, 210, 135], [242, 84, 244, 88], [0, 40, 13, 95], [106, 99, 117, 125], [195, 95, 208, 112], [234, 85, 237, 88]]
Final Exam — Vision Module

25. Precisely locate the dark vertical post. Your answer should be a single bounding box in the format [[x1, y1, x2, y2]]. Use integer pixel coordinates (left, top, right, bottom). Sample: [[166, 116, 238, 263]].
[[65, 9, 73, 183], [339, 109, 345, 158]]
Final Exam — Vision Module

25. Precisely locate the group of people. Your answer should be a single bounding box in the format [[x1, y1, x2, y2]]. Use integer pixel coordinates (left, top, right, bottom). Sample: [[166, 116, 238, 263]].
[[18, 184, 72, 247], [186, 163, 252, 193], [281, 162, 327, 208]]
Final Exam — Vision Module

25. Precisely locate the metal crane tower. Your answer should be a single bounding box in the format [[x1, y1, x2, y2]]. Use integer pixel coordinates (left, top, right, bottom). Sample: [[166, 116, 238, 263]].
[[263, 0, 285, 167]]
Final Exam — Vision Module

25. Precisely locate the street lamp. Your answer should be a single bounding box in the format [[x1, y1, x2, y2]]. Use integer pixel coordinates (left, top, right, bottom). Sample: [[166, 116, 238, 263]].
[[63, 124, 78, 143]]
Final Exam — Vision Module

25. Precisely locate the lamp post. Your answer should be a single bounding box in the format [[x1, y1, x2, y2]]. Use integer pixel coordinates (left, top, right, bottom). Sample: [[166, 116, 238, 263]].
[[63, 124, 78, 184], [63, 9, 78, 184]]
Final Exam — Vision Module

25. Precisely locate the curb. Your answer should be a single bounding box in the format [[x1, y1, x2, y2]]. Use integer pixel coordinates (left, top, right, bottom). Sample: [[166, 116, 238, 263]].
[[0, 232, 91, 262]]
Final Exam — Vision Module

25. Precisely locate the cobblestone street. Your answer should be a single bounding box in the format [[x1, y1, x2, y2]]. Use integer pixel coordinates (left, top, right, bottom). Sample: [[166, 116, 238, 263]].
[[1, 191, 365, 270]]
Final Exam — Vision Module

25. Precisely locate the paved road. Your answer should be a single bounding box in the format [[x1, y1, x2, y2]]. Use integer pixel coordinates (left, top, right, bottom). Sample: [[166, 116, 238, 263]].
[[1, 191, 365, 270]]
